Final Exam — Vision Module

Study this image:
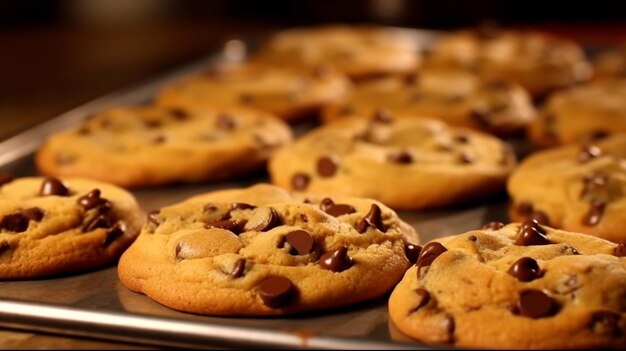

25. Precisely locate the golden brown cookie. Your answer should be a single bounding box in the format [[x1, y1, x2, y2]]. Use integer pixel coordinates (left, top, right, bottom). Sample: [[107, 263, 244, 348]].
[[156, 62, 351, 121], [255, 24, 421, 79], [36, 105, 292, 188], [528, 79, 626, 147], [118, 184, 419, 316], [593, 47, 626, 81], [322, 69, 536, 135], [269, 116, 516, 210], [0, 176, 143, 279], [423, 27, 591, 97], [389, 221, 626, 349], [508, 135, 626, 243]]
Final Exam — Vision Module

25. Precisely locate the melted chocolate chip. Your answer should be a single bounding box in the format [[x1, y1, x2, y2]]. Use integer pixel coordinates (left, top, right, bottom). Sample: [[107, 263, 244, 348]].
[[482, 221, 504, 230], [531, 210, 550, 226], [216, 114, 236, 130], [320, 198, 356, 217], [517, 289, 558, 318], [204, 203, 218, 213], [508, 257, 541, 282], [77, 189, 111, 211], [468, 235, 477, 242], [258, 276, 296, 308], [470, 109, 491, 127], [355, 204, 386, 233], [231, 258, 246, 278], [285, 230, 315, 255], [0, 212, 29, 232], [387, 150, 413, 164], [147, 210, 160, 226], [103, 224, 124, 247], [39, 177, 69, 196], [317, 156, 338, 177], [292, 173, 310, 191], [372, 109, 393, 123], [0, 173, 14, 187], [0, 240, 9, 254], [614, 242, 626, 257], [231, 203, 256, 211], [404, 243, 422, 264], [169, 108, 189, 120], [582, 201, 606, 227], [581, 174, 607, 199], [578, 145, 602, 163], [206, 219, 244, 235], [516, 220, 551, 246], [319, 246, 353, 272], [589, 311, 622, 336], [416, 242, 447, 277], [22, 207, 44, 222], [244, 207, 281, 232], [410, 288, 431, 312], [83, 213, 115, 232]]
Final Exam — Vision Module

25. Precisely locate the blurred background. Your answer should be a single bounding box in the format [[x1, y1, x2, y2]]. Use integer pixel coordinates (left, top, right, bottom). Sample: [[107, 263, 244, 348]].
[[2, 0, 626, 140]]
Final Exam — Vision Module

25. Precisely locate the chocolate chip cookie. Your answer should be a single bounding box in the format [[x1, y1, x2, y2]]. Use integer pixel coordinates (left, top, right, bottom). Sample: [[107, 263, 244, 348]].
[[423, 26, 591, 97], [36, 105, 292, 188], [254, 24, 421, 79], [156, 61, 351, 121], [269, 116, 516, 210], [0, 176, 143, 279], [322, 69, 536, 135], [508, 135, 626, 243], [528, 79, 626, 147], [593, 47, 626, 80], [389, 221, 626, 349], [117, 184, 419, 315]]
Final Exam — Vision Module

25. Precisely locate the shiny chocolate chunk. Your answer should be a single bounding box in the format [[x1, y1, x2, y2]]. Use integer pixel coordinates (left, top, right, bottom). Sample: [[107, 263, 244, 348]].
[[206, 219, 244, 235], [285, 230, 315, 255], [482, 221, 504, 230], [508, 257, 541, 282], [83, 213, 114, 232], [203, 203, 218, 213], [317, 156, 338, 177], [103, 224, 124, 247], [291, 173, 310, 191], [581, 174, 607, 199], [387, 150, 413, 164], [582, 201, 606, 227], [231, 203, 256, 211], [216, 113, 236, 130], [0, 212, 29, 232], [319, 246, 353, 272], [468, 235, 477, 242], [614, 242, 626, 257], [516, 202, 534, 217], [355, 204, 385, 233], [258, 276, 296, 308], [77, 189, 111, 211], [320, 198, 355, 217], [169, 108, 189, 120], [404, 243, 422, 264], [589, 311, 622, 336], [416, 242, 447, 277], [531, 210, 550, 226], [22, 207, 44, 222], [578, 145, 602, 163], [516, 220, 551, 246], [517, 289, 558, 318], [231, 258, 246, 278], [0, 240, 9, 254], [410, 288, 431, 313], [244, 207, 280, 232], [147, 210, 161, 226], [372, 108, 393, 123], [0, 173, 14, 187], [521, 218, 547, 235], [40, 177, 69, 197]]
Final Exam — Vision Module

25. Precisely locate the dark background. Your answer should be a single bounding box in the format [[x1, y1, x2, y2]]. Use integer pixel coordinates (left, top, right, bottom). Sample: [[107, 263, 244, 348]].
[[2, 0, 626, 141]]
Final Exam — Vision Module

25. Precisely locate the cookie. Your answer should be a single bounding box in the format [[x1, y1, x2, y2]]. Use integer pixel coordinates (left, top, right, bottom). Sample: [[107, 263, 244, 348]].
[[322, 69, 536, 135], [528, 79, 626, 147], [268, 116, 516, 210], [389, 221, 626, 349], [36, 105, 292, 188], [423, 26, 591, 97], [593, 47, 626, 80], [0, 176, 143, 279], [508, 135, 626, 243], [156, 62, 351, 121], [254, 24, 421, 79], [117, 184, 419, 316]]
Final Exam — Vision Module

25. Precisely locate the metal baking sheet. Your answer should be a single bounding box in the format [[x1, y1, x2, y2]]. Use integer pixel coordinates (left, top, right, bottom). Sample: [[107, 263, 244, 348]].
[[0, 29, 508, 350]]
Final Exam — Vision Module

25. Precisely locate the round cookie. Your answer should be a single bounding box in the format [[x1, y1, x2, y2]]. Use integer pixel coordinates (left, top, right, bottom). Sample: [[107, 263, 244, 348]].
[[0, 176, 143, 279], [528, 79, 626, 147], [254, 24, 421, 79], [423, 27, 591, 98], [508, 135, 626, 243], [322, 69, 536, 135], [269, 116, 516, 210], [36, 105, 292, 188], [389, 221, 626, 349], [117, 184, 419, 316], [593, 47, 626, 80], [156, 62, 351, 121]]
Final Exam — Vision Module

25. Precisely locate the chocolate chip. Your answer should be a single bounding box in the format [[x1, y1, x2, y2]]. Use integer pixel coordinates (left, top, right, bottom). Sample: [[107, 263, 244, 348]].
[[459, 153, 475, 164], [404, 243, 422, 264], [216, 114, 236, 130], [516, 220, 551, 246], [0, 173, 13, 187], [285, 230, 315, 255], [416, 242, 447, 278], [231, 203, 256, 211], [292, 173, 310, 191], [517, 202, 534, 217], [319, 246, 353, 272], [0, 240, 9, 254], [169, 108, 189, 120], [206, 219, 244, 235], [144, 119, 162, 128], [103, 224, 124, 247], [589, 311, 622, 336], [355, 204, 386, 233], [320, 198, 356, 217], [581, 174, 607, 199], [244, 207, 281, 232], [482, 221, 504, 230], [508, 257, 541, 282], [258, 276, 295, 308], [0, 212, 29, 232], [521, 218, 547, 235], [578, 145, 602, 163], [468, 235, 477, 242], [83, 213, 114, 232], [147, 210, 160, 226], [614, 242, 626, 257], [22, 207, 44, 222], [40, 177, 69, 196], [582, 201, 606, 227], [77, 189, 111, 211], [203, 203, 218, 213], [372, 109, 393, 123], [387, 150, 413, 164], [531, 210, 550, 226], [317, 156, 338, 177], [410, 288, 431, 313], [588, 130, 610, 141], [470, 109, 491, 127], [517, 289, 558, 318], [231, 258, 246, 278], [454, 134, 470, 144]]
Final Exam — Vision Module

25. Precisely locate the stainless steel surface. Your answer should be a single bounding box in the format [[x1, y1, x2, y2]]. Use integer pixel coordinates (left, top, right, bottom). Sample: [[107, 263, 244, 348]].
[[0, 29, 504, 349]]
